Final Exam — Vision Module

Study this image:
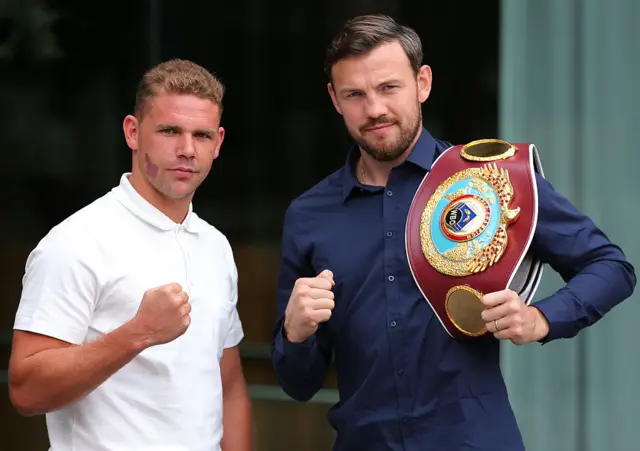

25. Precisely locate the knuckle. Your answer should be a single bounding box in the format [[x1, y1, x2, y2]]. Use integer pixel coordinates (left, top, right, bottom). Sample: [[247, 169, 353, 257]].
[[294, 278, 309, 289]]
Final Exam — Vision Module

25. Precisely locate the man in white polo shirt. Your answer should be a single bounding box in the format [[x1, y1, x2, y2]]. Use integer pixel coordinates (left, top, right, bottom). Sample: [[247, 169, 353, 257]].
[[8, 59, 253, 451]]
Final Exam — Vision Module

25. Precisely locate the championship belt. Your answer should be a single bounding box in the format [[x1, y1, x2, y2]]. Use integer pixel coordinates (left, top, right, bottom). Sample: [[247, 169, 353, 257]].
[[406, 139, 545, 340]]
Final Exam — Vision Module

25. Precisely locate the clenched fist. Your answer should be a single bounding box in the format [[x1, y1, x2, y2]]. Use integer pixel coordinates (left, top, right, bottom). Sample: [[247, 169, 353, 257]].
[[131, 283, 192, 347], [284, 269, 335, 343]]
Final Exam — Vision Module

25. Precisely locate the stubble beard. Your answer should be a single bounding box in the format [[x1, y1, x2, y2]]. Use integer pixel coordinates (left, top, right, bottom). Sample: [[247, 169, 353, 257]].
[[147, 172, 198, 200], [353, 103, 422, 163]]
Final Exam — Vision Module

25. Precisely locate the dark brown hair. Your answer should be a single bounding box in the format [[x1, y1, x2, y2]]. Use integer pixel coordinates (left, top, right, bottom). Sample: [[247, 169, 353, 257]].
[[324, 14, 423, 81], [134, 59, 225, 119]]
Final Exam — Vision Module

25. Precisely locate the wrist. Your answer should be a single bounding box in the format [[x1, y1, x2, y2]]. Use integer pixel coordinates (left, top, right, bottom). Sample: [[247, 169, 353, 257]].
[[528, 306, 550, 342], [119, 318, 154, 352], [283, 317, 304, 344]]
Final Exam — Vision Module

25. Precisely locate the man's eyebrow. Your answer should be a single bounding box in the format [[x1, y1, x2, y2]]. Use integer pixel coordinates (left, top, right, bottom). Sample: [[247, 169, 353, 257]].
[[377, 78, 402, 86], [338, 86, 361, 96], [156, 123, 180, 131], [338, 79, 403, 96], [156, 124, 215, 134], [194, 128, 216, 135]]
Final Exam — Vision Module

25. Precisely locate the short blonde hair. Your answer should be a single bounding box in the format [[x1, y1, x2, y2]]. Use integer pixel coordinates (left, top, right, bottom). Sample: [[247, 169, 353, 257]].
[[134, 58, 225, 119]]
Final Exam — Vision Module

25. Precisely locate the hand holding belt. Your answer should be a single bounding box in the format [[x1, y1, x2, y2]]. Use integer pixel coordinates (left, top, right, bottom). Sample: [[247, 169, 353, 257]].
[[405, 139, 545, 340]]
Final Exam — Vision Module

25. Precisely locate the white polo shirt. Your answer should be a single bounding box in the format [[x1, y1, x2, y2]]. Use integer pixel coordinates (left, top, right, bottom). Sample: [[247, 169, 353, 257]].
[[14, 173, 244, 451]]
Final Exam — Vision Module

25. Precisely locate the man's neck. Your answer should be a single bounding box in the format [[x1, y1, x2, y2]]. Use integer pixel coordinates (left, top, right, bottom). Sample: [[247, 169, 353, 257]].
[[127, 172, 191, 224]]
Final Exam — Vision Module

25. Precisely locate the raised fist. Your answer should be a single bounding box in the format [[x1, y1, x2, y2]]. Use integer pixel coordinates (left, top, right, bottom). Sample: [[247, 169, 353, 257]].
[[131, 283, 191, 346], [284, 269, 335, 343]]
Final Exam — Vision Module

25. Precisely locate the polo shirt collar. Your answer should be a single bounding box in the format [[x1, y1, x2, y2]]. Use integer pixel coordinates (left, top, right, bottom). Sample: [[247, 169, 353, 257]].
[[341, 126, 438, 201], [113, 173, 201, 234]]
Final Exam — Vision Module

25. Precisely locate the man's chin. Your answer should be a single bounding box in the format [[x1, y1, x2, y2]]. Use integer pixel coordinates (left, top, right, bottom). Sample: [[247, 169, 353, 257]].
[[361, 141, 406, 162], [153, 184, 196, 201]]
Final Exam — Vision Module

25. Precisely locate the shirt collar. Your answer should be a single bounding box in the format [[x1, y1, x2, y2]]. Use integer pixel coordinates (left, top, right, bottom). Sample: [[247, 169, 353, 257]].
[[341, 126, 438, 202], [112, 173, 202, 234]]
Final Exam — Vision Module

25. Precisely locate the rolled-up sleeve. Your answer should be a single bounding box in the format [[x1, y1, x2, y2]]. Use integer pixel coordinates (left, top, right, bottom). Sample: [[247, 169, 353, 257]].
[[530, 174, 636, 342]]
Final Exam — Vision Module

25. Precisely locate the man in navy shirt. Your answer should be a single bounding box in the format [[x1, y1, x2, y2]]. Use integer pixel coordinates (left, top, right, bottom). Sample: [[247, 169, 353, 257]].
[[271, 14, 636, 451]]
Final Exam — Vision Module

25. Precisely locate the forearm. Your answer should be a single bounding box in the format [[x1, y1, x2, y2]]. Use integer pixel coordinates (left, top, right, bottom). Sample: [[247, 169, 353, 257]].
[[535, 259, 636, 341], [10, 321, 149, 416], [221, 390, 253, 451], [271, 322, 329, 401]]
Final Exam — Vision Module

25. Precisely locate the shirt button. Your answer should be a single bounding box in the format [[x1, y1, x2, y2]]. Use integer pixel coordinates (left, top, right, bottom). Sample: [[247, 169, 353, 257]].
[[390, 320, 397, 327], [386, 190, 393, 197], [397, 368, 404, 375], [388, 275, 395, 282], [386, 231, 393, 237]]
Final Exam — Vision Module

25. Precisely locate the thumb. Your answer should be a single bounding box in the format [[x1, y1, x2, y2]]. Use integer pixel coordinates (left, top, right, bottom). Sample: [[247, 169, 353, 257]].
[[318, 269, 335, 286]]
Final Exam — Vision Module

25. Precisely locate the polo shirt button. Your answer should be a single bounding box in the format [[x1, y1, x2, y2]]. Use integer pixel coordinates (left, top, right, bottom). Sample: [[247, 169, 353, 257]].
[[386, 231, 393, 237], [388, 275, 395, 282], [390, 320, 397, 327], [397, 368, 404, 375], [386, 190, 393, 197]]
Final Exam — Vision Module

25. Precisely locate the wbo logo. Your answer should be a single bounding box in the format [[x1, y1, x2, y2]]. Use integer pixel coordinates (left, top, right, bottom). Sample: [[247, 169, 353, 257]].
[[440, 194, 490, 242]]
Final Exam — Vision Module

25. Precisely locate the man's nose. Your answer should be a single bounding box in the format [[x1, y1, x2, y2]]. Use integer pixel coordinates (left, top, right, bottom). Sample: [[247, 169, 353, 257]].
[[177, 134, 196, 158], [365, 94, 388, 119]]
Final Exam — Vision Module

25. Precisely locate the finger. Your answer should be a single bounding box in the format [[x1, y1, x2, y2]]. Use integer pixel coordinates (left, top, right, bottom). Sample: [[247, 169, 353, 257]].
[[493, 323, 525, 342], [305, 288, 335, 300], [308, 308, 332, 323], [307, 298, 335, 311], [317, 269, 335, 286], [180, 303, 192, 316], [486, 315, 513, 334], [304, 277, 334, 290], [174, 291, 189, 304], [481, 289, 516, 308], [481, 302, 513, 323], [493, 329, 512, 340], [162, 283, 183, 294]]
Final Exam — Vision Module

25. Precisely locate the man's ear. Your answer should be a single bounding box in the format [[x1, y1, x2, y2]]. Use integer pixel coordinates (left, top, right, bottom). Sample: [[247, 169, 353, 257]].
[[327, 82, 343, 115], [213, 126, 225, 160], [417, 65, 432, 104], [123, 115, 139, 151]]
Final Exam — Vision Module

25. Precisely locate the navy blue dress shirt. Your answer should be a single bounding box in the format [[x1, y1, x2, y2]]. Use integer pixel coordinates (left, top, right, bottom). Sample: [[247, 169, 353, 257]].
[[270, 127, 636, 451]]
